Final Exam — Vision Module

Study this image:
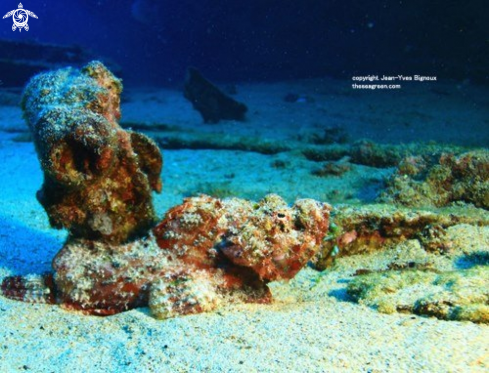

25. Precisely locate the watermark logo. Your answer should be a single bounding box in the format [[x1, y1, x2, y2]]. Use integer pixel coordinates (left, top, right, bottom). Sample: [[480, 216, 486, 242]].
[[3, 3, 37, 32]]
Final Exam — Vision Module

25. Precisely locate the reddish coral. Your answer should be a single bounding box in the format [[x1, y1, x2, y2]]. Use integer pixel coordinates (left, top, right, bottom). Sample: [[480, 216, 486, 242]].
[[21, 61, 162, 243], [1, 62, 331, 319]]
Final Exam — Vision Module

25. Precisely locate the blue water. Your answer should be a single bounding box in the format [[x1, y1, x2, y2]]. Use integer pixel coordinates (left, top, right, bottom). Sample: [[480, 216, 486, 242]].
[[1, 0, 487, 86]]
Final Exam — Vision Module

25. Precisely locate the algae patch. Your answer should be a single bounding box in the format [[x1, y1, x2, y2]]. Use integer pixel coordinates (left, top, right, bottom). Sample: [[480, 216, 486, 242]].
[[347, 266, 489, 323]]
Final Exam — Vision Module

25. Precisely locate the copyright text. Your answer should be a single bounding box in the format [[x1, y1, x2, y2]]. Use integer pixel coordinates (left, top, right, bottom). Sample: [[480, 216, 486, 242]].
[[351, 74, 437, 89]]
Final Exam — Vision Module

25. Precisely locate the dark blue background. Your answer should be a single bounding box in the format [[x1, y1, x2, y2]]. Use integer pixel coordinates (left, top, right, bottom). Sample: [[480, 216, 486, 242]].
[[1, 0, 488, 86]]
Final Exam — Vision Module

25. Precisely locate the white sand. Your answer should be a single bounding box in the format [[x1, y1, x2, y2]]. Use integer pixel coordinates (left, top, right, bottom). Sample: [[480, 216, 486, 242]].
[[0, 79, 488, 372]]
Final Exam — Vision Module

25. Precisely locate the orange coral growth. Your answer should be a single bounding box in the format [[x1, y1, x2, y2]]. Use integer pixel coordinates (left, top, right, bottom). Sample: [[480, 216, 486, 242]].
[[2, 62, 331, 319], [21, 61, 163, 243]]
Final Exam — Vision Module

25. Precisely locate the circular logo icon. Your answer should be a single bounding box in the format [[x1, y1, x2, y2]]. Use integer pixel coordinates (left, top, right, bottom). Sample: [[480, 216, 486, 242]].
[[13, 9, 28, 28]]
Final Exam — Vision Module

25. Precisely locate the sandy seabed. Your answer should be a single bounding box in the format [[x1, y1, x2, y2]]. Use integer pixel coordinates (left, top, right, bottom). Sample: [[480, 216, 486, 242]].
[[0, 78, 488, 372]]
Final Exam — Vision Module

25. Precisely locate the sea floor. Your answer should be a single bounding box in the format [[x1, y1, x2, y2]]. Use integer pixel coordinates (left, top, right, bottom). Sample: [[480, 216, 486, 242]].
[[0, 78, 488, 372]]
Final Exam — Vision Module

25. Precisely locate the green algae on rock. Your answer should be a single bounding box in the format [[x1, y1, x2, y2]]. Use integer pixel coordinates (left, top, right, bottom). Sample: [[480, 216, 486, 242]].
[[316, 203, 488, 270], [302, 140, 471, 168], [313, 199, 488, 324], [314, 217, 489, 324], [347, 266, 489, 323], [380, 150, 489, 209], [21, 61, 163, 243]]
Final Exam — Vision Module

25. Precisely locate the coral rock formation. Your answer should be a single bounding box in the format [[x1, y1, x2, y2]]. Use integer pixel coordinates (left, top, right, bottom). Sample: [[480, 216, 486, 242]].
[[316, 203, 488, 270], [347, 266, 489, 323], [380, 151, 489, 209], [312, 201, 488, 324], [2, 61, 331, 318], [21, 61, 163, 243]]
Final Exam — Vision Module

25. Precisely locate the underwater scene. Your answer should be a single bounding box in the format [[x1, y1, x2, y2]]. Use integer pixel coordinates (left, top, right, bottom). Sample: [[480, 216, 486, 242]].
[[0, 1, 488, 372]]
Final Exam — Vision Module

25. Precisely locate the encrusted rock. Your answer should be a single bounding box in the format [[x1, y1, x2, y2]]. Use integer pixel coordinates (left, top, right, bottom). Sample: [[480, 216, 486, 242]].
[[2, 62, 332, 319], [316, 203, 488, 270], [380, 150, 489, 209], [21, 61, 163, 243]]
